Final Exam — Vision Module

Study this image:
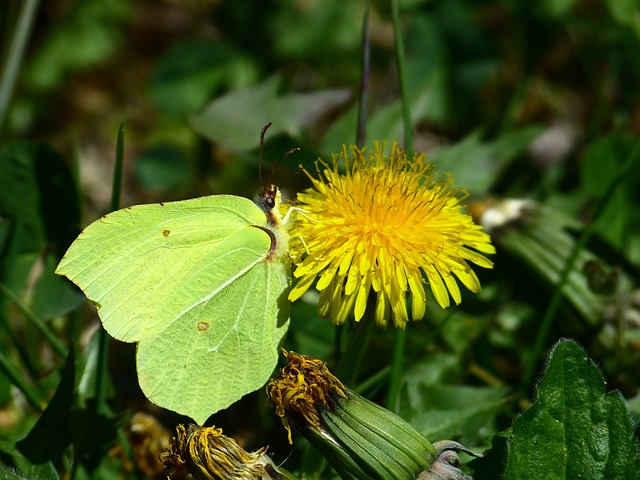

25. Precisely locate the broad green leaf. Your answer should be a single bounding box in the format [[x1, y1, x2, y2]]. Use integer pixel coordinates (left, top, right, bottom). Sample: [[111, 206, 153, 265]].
[[429, 126, 543, 194], [70, 409, 119, 470], [56, 194, 291, 424], [151, 38, 258, 115], [0, 142, 46, 254], [504, 340, 640, 479], [16, 350, 75, 467], [0, 440, 59, 480], [30, 255, 84, 320], [189, 77, 350, 151], [133, 145, 190, 192]]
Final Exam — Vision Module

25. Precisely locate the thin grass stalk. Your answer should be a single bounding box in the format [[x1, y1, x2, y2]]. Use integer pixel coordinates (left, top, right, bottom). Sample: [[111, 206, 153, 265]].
[[390, 0, 413, 159], [94, 124, 125, 415], [522, 142, 640, 390], [0, 351, 43, 412], [355, 8, 370, 148], [0, 0, 40, 133], [0, 283, 67, 358]]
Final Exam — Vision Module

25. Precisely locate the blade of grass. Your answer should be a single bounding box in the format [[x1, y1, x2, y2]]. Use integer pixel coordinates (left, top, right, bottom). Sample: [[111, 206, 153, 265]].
[[0, 351, 43, 412], [390, 0, 413, 159], [0, 0, 40, 133], [0, 282, 67, 358], [94, 124, 125, 415], [521, 142, 640, 390], [110, 124, 125, 212], [355, 8, 370, 148]]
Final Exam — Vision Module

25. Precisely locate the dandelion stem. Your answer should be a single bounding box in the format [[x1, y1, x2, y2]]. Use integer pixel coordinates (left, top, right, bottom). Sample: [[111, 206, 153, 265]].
[[337, 309, 375, 386], [386, 327, 405, 412], [522, 141, 640, 390]]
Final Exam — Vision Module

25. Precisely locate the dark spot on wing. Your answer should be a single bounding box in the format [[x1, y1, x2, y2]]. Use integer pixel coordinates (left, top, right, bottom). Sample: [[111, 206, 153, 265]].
[[197, 321, 209, 332], [162, 229, 170, 237]]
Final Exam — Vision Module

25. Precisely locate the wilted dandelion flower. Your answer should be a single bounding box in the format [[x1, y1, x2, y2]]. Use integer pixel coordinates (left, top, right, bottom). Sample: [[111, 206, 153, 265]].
[[286, 142, 495, 328], [160, 424, 286, 480]]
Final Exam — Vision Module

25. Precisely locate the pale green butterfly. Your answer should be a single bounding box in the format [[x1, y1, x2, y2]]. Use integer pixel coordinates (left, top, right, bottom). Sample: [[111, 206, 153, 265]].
[[56, 123, 297, 425]]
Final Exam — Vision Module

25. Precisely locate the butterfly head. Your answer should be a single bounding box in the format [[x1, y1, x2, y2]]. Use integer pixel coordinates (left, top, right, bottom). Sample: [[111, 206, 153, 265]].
[[257, 184, 282, 227]]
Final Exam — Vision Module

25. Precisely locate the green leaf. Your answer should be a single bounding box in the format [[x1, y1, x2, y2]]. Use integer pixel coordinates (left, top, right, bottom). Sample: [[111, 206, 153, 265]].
[[0, 441, 59, 480], [70, 409, 119, 471], [468, 432, 509, 480], [0, 142, 45, 254], [580, 134, 636, 254], [429, 126, 543, 193], [16, 349, 75, 467], [604, 0, 640, 38], [30, 255, 84, 320], [133, 145, 190, 193], [504, 340, 640, 479], [56, 194, 291, 424], [401, 384, 508, 447], [0, 141, 80, 257], [151, 38, 257, 115], [24, 0, 131, 91], [189, 76, 351, 151]]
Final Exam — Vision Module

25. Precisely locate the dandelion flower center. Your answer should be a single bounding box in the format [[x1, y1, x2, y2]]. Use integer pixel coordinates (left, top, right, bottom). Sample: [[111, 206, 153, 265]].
[[285, 142, 495, 328]]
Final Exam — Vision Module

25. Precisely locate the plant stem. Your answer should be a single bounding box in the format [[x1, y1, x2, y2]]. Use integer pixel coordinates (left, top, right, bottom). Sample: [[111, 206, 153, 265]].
[[337, 311, 375, 387], [386, 327, 405, 412]]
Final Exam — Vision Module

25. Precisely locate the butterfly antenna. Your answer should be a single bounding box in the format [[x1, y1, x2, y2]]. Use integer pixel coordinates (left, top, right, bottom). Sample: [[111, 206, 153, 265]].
[[265, 146, 301, 187], [259, 121, 273, 187]]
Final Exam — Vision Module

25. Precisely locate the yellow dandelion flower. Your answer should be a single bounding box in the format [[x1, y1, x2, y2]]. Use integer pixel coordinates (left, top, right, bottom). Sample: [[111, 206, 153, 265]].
[[285, 142, 495, 328]]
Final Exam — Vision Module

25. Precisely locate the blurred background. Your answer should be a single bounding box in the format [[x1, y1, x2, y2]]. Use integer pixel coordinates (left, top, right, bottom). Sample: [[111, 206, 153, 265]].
[[1, 0, 640, 477]]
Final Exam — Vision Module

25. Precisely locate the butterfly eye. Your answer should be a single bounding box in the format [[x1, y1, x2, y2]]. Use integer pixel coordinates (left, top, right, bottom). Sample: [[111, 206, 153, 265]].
[[265, 196, 276, 209]]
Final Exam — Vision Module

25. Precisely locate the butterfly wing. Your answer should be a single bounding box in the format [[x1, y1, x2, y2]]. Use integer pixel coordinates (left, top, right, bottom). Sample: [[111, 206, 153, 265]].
[[56, 195, 290, 423]]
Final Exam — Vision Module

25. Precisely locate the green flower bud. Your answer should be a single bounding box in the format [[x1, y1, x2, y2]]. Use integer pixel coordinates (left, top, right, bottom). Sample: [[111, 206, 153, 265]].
[[267, 350, 439, 480]]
